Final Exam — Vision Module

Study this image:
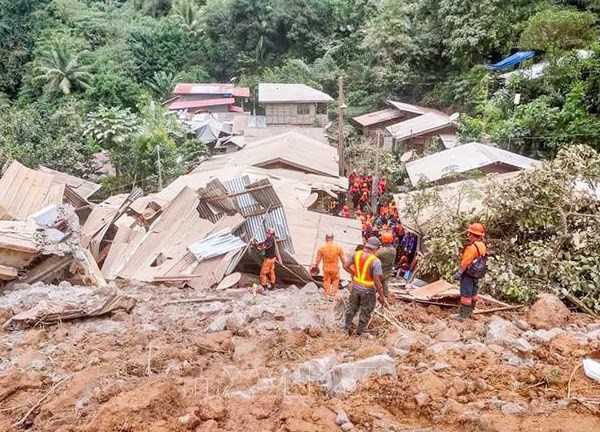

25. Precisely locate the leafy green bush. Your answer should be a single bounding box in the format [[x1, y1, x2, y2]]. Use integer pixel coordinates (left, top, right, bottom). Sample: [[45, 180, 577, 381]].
[[402, 145, 600, 310]]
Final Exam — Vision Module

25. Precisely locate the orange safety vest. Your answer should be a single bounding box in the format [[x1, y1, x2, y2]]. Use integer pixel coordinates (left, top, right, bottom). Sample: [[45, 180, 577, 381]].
[[353, 250, 376, 288]]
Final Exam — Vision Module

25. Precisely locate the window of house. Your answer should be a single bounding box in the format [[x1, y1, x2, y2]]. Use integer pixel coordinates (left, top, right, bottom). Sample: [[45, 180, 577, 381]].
[[316, 103, 328, 114], [297, 104, 310, 115]]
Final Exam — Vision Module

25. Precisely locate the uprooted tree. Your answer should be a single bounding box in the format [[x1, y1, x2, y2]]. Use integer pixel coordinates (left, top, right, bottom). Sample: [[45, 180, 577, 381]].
[[402, 145, 600, 312]]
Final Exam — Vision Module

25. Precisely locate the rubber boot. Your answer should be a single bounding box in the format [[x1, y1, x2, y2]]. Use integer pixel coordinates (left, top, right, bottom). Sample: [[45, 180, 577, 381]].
[[453, 305, 471, 321]]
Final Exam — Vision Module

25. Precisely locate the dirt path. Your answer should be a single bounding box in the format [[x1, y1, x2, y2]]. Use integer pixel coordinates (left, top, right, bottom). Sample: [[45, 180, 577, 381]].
[[0, 281, 599, 431]]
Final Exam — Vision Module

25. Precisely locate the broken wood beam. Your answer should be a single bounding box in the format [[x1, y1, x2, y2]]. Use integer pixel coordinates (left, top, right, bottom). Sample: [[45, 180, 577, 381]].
[[473, 305, 525, 314], [160, 297, 234, 306], [0, 264, 18, 281]]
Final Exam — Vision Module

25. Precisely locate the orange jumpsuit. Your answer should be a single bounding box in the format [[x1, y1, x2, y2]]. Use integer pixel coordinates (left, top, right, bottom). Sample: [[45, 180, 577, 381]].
[[312, 242, 346, 297]]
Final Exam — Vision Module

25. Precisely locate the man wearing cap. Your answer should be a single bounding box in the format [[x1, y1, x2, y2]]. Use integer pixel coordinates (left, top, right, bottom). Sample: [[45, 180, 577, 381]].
[[311, 233, 346, 301], [256, 228, 277, 290], [343, 236, 388, 336], [453, 223, 487, 320]]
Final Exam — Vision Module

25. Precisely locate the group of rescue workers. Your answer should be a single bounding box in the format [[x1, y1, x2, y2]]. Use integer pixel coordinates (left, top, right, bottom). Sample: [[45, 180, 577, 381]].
[[254, 220, 487, 336], [250, 164, 489, 335]]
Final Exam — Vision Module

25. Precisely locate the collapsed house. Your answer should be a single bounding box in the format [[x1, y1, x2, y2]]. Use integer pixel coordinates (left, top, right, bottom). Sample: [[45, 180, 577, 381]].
[[79, 130, 361, 289], [0, 161, 105, 287]]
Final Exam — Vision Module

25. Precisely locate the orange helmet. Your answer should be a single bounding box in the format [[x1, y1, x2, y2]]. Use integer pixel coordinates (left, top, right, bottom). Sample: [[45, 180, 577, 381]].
[[467, 223, 485, 237], [381, 232, 394, 244]]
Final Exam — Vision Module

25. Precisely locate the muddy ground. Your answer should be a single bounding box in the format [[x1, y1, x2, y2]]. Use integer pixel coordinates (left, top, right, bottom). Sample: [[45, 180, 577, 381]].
[[0, 280, 599, 432]]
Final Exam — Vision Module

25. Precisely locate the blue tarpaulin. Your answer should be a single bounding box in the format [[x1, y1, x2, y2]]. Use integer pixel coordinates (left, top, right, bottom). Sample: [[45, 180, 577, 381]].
[[486, 51, 535, 71]]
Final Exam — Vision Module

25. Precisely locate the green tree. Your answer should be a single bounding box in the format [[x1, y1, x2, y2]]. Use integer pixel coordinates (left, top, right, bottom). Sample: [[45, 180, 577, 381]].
[[83, 105, 140, 151], [34, 43, 92, 96], [172, 0, 203, 37], [520, 8, 597, 52], [145, 70, 176, 101]]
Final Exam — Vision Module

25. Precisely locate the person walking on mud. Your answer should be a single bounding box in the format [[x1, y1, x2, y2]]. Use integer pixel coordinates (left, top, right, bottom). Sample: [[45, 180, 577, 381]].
[[310, 233, 346, 301], [453, 223, 487, 320], [343, 236, 388, 336]]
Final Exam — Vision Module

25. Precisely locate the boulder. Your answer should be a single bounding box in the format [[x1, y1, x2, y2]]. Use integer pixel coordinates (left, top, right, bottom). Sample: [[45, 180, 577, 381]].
[[385, 331, 431, 357], [485, 318, 520, 346], [206, 316, 228, 333], [433, 362, 450, 372], [435, 328, 461, 342], [302, 282, 320, 294], [526, 328, 565, 343], [335, 410, 350, 426], [292, 356, 337, 385], [327, 355, 397, 396], [527, 294, 570, 330], [500, 402, 527, 416]]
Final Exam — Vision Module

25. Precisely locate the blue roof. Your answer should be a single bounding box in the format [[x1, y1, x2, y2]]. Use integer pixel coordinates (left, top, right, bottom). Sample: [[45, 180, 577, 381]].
[[486, 51, 535, 71]]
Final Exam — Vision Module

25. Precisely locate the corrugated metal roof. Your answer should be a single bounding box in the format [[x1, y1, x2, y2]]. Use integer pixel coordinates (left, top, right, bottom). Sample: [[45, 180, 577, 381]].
[[386, 100, 445, 116], [352, 108, 405, 127], [394, 172, 522, 231], [38, 166, 101, 200], [239, 131, 338, 177], [174, 83, 250, 98], [258, 83, 334, 103], [405, 142, 539, 185], [0, 161, 63, 221], [386, 112, 453, 141], [167, 98, 236, 110], [188, 230, 246, 261], [438, 133, 458, 149]]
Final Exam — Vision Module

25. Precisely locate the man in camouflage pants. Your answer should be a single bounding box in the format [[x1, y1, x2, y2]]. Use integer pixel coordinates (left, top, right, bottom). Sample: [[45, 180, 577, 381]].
[[343, 237, 388, 336]]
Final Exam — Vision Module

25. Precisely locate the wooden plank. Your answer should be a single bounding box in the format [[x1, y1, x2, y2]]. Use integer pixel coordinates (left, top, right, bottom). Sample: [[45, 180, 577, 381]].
[[78, 249, 108, 288], [410, 279, 460, 300], [0, 264, 18, 280]]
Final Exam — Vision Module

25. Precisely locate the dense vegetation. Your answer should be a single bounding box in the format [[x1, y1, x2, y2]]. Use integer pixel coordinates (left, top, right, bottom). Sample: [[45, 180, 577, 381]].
[[405, 145, 600, 312], [1, 0, 600, 192]]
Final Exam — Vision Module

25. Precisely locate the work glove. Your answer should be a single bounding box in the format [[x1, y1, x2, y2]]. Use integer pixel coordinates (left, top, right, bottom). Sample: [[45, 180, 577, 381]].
[[452, 271, 462, 281]]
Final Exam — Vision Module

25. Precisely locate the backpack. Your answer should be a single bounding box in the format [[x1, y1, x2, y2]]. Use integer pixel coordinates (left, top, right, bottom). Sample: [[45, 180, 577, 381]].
[[466, 243, 487, 279]]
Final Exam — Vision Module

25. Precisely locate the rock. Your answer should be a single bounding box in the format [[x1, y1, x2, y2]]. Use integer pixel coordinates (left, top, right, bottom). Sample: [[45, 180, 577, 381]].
[[292, 356, 337, 385], [424, 342, 464, 359], [485, 318, 520, 345], [416, 362, 429, 372], [435, 328, 461, 342], [335, 410, 350, 426], [178, 411, 200, 430], [414, 391, 429, 407], [515, 320, 531, 331], [433, 362, 450, 372], [302, 282, 320, 294], [206, 316, 228, 333], [474, 377, 488, 392], [341, 422, 355, 431], [327, 355, 397, 396], [293, 310, 321, 331], [197, 397, 226, 421], [527, 294, 570, 330], [196, 420, 220, 432], [500, 402, 526, 416], [512, 338, 533, 353], [58, 280, 72, 289], [506, 356, 535, 368], [385, 331, 431, 356], [527, 328, 565, 343]]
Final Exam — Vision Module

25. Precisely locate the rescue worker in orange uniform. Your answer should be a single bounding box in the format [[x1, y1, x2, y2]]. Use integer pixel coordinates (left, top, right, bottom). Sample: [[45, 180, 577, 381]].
[[343, 236, 388, 336], [340, 204, 351, 218], [310, 233, 346, 301], [453, 223, 487, 320], [256, 227, 277, 290]]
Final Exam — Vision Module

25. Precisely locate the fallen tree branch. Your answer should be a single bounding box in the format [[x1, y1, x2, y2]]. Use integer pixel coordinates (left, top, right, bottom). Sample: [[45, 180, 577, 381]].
[[160, 297, 234, 306], [473, 305, 525, 315], [12, 374, 73, 427], [563, 292, 600, 318], [567, 363, 582, 399]]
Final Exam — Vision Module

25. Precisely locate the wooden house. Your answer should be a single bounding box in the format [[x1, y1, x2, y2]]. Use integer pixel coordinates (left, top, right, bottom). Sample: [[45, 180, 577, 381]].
[[258, 83, 333, 126]]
